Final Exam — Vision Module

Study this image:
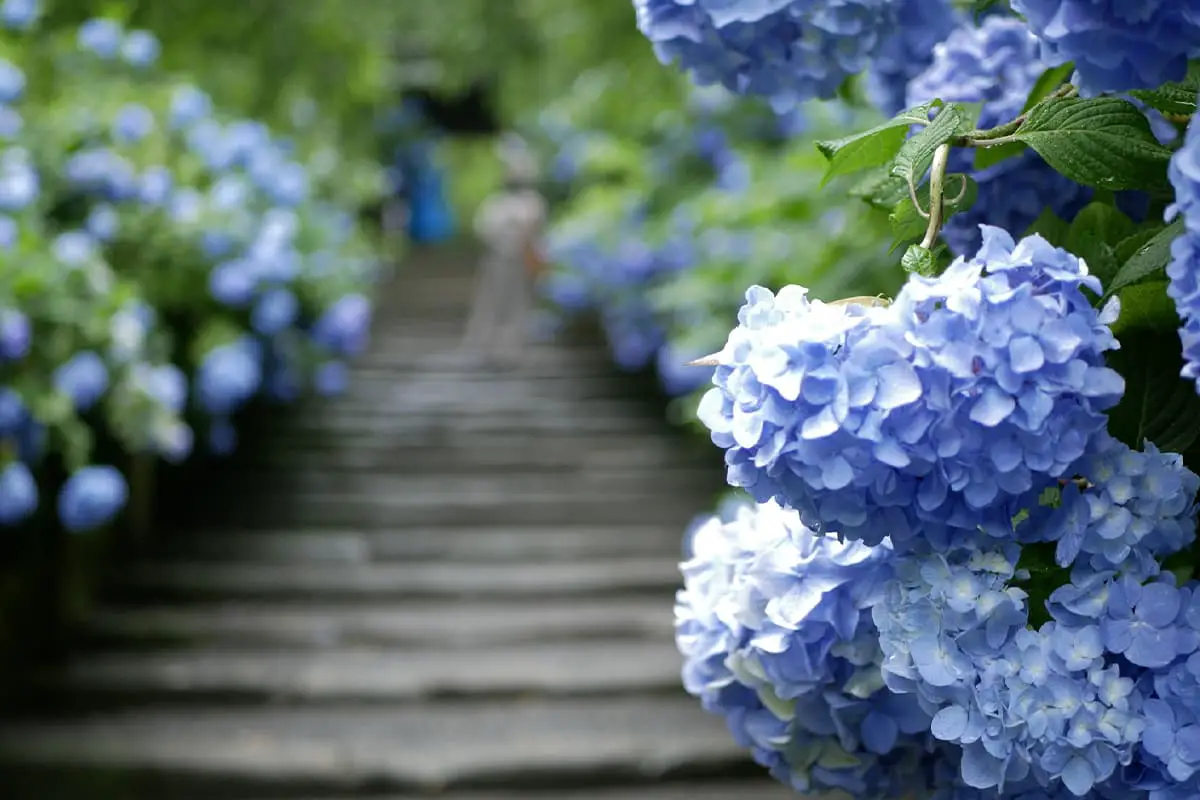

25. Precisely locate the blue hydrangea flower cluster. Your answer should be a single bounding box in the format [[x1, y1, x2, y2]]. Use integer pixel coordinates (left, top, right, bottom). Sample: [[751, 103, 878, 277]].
[[59, 20, 376, 452], [862, 0, 960, 116], [697, 226, 1124, 549], [874, 545, 1153, 796], [691, 256, 1200, 796], [632, 0, 898, 110], [0, 9, 380, 533], [1041, 433, 1200, 579], [905, 16, 1093, 257], [1010, 0, 1200, 95], [543, 214, 690, 374], [675, 498, 934, 798], [1166, 113, 1200, 394]]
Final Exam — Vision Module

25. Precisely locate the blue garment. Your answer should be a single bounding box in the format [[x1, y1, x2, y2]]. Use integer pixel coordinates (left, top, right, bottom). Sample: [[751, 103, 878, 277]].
[[406, 163, 455, 243]]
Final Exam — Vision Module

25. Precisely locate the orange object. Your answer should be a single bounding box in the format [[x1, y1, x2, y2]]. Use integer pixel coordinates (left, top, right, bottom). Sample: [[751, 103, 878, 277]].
[[524, 238, 546, 278]]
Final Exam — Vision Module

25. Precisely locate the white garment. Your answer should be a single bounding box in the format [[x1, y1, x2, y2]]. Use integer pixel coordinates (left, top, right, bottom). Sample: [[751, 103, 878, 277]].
[[462, 189, 548, 362]]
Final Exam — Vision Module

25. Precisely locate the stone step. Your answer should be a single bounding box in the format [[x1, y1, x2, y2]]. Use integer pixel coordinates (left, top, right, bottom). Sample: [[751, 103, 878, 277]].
[[157, 526, 692, 564], [213, 489, 707, 528], [213, 470, 716, 505], [292, 397, 660, 424], [105, 557, 683, 603], [36, 639, 685, 706], [276, 411, 666, 438], [347, 357, 626, 381], [77, 597, 675, 650], [0, 696, 760, 796], [324, 372, 657, 402], [249, 430, 702, 463], [235, 439, 706, 474], [277, 785, 797, 800]]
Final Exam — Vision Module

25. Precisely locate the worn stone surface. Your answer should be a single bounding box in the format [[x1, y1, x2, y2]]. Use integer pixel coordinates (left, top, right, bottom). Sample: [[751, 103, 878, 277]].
[[78, 598, 675, 649], [0, 252, 776, 799]]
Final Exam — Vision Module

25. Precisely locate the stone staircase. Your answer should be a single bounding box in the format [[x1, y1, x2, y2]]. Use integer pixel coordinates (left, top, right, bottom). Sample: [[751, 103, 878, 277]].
[[0, 246, 793, 800]]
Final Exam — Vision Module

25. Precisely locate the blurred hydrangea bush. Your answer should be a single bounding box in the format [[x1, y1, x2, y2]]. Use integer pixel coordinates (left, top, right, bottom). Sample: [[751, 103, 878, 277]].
[[0, 3, 388, 534], [532, 82, 900, 422]]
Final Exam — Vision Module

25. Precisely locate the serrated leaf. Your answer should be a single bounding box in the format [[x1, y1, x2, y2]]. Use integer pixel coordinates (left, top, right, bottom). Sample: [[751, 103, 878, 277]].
[[891, 103, 974, 187], [1115, 226, 1168, 265], [1024, 207, 1071, 248], [973, 141, 1027, 171], [1062, 202, 1135, 289], [1110, 281, 1180, 336], [1023, 64, 1075, 113], [1107, 325, 1200, 454], [1012, 97, 1172, 191], [901, 244, 940, 276], [1129, 62, 1200, 116], [889, 174, 977, 247], [1104, 217, 1184, 298], [848, 166, 907, 210], [816, 101, 942, 184]]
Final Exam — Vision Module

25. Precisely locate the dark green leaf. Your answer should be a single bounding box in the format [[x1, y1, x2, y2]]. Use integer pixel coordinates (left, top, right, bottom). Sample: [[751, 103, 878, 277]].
[[1129, 62, 1200, 116], [973, 141, 1027, 171], [889, 174, 977, 248], [1024, 207, 1072, 248], [816, 101, 942, 184], [1013, 541, 1069, 627], [1110, 281, 1180, 337], [848, 167, 908, 210], [1062, 202, 1135, 289], [901, 244, 940, 276], [1023, 64, 1075, 113], [1012, 97, 1172, 191], [1106, 325, 1200, 455], [1104, 217, 1184, 298], [967, 0, 1008, 16], [1115, 226, 1169, 265], [891, 102, 975, 188]]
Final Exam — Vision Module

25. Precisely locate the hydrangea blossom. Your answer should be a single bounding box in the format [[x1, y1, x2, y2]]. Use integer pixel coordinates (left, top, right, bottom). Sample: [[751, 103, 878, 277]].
[[0, 460, 35, 525], [57, 465, 128, 533], [676, 499, 933, 797], [53, 350, 109, 412], [1010, 0, 1200, 95], [1166, 113, 1200, 394], [1039, 433, 1200, 579], [632, 0, 899, 110], [876, 548, 1148, 796], [863, 0, 959, 116], [697, 226, 1124, 549], [905, 16, 1092, 256], [1049, 573, 1200, 798]]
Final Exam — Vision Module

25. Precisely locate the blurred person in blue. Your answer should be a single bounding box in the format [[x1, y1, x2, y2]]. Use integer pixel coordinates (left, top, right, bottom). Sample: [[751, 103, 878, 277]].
[[462, 134, 547, 368]]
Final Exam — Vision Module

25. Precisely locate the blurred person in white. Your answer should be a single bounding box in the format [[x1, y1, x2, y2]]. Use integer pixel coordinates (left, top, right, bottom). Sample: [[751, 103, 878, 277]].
[[462, 133, 548, 369]]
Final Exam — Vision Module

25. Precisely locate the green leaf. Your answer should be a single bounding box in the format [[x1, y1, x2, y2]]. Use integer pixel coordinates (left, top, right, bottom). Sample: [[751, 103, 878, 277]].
[[1012, 97, 1172, 191], [1062, 202, 1136, 289], [1110, 281, 1180, 337], [1104, 217, 1184, 298], [1129, 62, 1200, 116], [901, 244, 940, 276], [848, 167, 908, 210], [1023, 63, 1075, 113], [815, 101, 942, 184], [889, 174, 977, 248], [891, 102, 975, 189], [968, 0, 1008, 16], [973, 141, 1027, 171], [1023, 207, 1072, 248], [1115, 225, 1169, 264], [1107, 325, 1200, 454]]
